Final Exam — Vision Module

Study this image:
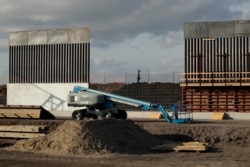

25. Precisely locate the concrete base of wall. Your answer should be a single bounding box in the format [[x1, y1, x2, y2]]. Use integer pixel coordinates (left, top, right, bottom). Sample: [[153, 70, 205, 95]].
[[192, 112, 250, 120], [7, 83, 88, 112], [129, 112, 250, 120]]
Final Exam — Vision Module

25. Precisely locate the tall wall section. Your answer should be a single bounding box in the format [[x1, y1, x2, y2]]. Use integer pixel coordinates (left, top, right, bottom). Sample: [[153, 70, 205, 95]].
[[7, 28, 90, 112], [181, 20, 250, 112]]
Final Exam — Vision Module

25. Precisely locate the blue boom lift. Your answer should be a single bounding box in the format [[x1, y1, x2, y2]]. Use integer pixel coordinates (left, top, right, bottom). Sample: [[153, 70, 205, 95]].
[[67, 86, 192, 123]]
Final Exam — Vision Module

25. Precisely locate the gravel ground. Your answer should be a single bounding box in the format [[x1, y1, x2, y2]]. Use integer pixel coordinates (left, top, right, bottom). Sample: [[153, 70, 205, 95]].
[[0, 119, 250, 167]]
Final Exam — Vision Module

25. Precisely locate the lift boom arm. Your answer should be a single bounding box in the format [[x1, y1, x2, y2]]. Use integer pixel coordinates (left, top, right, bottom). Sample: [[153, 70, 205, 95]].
[[72, 86, 173, 122]]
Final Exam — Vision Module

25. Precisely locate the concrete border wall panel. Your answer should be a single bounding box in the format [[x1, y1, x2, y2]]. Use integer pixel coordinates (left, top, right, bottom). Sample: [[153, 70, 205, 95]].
[[184, 20, 250, 38], [7, 83, 88, 112], [9, 27, 90, 46]]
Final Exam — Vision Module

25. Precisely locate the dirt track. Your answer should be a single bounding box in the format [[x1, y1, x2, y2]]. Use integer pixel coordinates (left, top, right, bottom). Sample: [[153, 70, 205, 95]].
[[0, 119, 250, 167]]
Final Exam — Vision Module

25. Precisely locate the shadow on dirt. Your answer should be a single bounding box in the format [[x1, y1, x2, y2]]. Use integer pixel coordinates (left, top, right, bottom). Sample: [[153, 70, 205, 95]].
[[154, 134, 194, 142]]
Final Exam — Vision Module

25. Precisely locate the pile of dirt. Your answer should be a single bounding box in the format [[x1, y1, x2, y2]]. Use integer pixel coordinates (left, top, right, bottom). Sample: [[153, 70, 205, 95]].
[[0, 85, 6, 95], [0, 85, 6, 105], [7, 120, 162, 156], [90, 83, 181, 109]]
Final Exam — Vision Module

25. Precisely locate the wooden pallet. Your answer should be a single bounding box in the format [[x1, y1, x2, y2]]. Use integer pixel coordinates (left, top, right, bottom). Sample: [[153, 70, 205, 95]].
[[0, 125, 48, 139], [0, 107, 41, 119], [151, 141, 208, 153], [0, 105, 55, 119]]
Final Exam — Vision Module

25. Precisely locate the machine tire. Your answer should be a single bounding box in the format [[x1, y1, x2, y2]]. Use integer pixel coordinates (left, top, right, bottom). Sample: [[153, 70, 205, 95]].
[[116, 109, 127, 120], [92, 114, 98, 119], [102, 110, 113, 119], [84, 112, 98, 119], [72, 110, 85, 120]]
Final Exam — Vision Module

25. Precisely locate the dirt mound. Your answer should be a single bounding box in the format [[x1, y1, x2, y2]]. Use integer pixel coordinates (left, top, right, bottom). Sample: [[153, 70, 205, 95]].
[[8, 120, 162, 156], [90, 83, 181, 109]]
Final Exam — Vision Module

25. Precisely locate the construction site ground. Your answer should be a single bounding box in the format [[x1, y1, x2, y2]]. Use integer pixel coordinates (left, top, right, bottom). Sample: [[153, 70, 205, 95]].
[[0, 119, 250, 167]]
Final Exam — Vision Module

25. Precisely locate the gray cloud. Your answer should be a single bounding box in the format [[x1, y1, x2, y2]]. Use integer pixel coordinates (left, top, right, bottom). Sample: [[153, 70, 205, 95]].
[[79, 0, 246, 46], [0, 0, 249, 83], [0, 0, 247, 46]]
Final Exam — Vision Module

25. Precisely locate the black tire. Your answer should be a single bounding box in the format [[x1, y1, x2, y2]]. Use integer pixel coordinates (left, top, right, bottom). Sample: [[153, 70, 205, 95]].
[[72, 110, 84, 120], [92, 114, 98, 119], [116, 109, 127, 120], [102, 110, 113, 119]]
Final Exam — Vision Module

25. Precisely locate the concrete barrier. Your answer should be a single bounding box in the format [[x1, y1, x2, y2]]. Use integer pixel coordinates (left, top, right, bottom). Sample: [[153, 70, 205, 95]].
[[127, 111, 250, 120], [52, 110, 250, 120]]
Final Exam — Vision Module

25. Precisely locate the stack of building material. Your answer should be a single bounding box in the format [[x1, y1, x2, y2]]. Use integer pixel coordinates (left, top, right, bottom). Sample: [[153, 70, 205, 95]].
[[0, 105, 55, 119], [0, 125, 48, 139], [151, 141, 208, 153]]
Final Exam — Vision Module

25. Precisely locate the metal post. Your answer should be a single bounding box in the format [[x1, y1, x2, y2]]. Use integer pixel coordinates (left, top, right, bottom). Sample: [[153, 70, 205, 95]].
[[148, 71, 150, 83], [103, 72, 106, 84], [125, 72, 127, 84], [137, 69, 141, 83]]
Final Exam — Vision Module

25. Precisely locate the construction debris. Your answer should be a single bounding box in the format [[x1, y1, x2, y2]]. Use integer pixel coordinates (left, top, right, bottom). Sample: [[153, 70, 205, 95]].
[[0, 125, 48, 139], [0, 105, 55, 119], [151, 141, 208, 153]]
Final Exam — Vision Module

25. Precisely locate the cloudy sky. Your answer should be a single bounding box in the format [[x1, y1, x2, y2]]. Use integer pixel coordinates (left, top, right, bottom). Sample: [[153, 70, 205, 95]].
[[0, 0, 250, 84]]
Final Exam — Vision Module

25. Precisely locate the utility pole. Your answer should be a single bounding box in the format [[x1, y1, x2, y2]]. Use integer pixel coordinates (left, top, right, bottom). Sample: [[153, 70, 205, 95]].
[[137, 69, 141, 83]]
